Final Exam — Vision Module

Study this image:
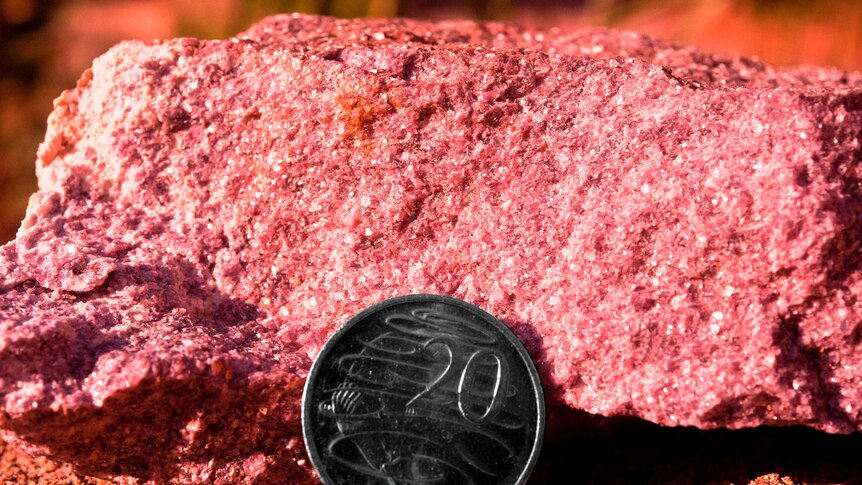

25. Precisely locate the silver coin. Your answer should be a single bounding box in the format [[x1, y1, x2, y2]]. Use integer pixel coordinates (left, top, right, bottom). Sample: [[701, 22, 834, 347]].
[[302, 294, 545, 485]]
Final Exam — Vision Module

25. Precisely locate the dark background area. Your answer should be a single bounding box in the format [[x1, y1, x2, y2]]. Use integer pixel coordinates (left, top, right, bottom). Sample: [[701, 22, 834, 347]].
[[1, 0, 862, 244], [528, 409, 862, 484]]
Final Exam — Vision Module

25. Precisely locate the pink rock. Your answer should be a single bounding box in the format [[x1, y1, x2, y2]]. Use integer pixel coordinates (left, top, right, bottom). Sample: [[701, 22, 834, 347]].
[[1, 13, 861, 483]]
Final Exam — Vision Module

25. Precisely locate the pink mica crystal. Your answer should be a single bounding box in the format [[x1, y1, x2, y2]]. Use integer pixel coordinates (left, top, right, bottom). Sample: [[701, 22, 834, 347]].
[[1, 13, 861, 483]]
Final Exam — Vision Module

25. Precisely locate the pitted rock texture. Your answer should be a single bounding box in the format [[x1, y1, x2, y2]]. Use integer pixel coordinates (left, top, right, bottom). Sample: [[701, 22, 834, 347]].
[[1, 13, 861, 483]]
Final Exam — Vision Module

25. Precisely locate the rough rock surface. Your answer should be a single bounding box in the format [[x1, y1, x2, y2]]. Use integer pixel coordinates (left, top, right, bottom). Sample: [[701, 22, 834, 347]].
[[1, 13, 862, 483]]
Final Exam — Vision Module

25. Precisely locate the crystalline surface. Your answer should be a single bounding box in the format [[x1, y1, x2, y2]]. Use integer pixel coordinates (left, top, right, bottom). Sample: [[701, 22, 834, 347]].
[[1, 13, 861, 483]]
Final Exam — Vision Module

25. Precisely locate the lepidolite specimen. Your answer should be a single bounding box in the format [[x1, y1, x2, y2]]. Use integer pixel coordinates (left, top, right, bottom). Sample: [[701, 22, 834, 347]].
[[1, 13, 861, 483]]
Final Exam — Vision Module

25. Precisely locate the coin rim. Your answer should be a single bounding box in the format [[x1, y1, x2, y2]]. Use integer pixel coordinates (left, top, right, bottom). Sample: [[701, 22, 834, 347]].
[[301, 294, 546, 485]]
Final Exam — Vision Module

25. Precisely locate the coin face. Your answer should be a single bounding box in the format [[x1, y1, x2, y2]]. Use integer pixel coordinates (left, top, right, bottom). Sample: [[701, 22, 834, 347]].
[[302, 294, 545, 485]]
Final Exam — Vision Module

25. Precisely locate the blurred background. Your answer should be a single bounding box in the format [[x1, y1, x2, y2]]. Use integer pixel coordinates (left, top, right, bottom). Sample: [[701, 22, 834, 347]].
[[1, 0, 861, 244]]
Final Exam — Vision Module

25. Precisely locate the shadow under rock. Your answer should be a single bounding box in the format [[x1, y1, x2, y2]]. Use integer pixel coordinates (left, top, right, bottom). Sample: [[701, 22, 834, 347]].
[[528, 408, 862, 484]]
